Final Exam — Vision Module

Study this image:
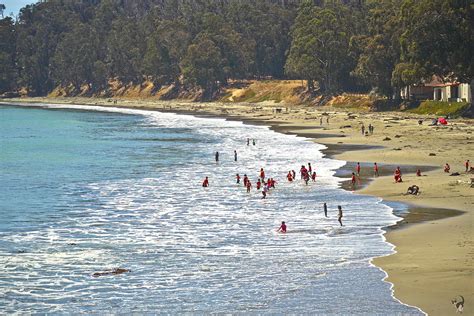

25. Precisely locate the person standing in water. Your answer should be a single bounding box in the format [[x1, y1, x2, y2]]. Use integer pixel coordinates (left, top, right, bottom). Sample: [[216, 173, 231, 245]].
[[202, 176, 209, 187], [234, 150, 238, 162], [236, 173, 241, 184], [374, 162, 379, 177], [215, 151, 219, 162], [323, 203, 328, 217], [277, 221, 287, 233], [252, 139, 256, 146], [246, 180, 252, 193], [351, 172, 357, 188], [308, 163, 312, 174], [247, 138, 250, 146], [356, 162, 361, 176], [287, 171, 293, 182], [337, 206, 343, 226], [260, 168, 265, 181]]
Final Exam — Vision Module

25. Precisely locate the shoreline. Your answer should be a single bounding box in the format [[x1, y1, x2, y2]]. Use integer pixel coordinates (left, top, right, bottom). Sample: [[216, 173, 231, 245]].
[[2, 97, 473, 315]]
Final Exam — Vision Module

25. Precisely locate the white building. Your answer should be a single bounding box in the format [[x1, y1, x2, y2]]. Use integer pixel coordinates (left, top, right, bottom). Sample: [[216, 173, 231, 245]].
[[432, 82, 471, 103]]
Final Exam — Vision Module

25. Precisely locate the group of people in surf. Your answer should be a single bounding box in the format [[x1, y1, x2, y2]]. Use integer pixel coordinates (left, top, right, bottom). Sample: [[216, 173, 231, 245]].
[[234, 169, 277, 199]]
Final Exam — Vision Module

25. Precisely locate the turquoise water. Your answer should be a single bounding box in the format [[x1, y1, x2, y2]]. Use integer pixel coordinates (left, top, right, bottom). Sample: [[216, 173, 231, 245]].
[[0, 104, 422, 314]]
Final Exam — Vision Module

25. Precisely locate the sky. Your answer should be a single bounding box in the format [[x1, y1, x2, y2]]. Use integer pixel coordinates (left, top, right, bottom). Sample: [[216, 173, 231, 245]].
[[1, 0, 36, 18]]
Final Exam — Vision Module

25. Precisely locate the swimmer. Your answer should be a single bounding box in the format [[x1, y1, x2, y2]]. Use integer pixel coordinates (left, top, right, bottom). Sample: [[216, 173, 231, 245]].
[[236, 173, 241, 184], [252, 139, 256, 146], [287, 171, 293, 182], [243, 174, 249, 187], [308, 162, 312, 173], [202, 176, 209, 187], [256, 179, 261, 190], [311, 172, 316, 182], [215, 151, 219, 162], [337, 205, 343, 226], [260, 168, 265, 181], [292, 170, 296, 180], [262, 185, 268, 199], [246, 180, 252, 193], [234, 150, 237, 162], [323, 202, 328, 217], [277, 221, 287, 233], [356, 162, 361, 176]]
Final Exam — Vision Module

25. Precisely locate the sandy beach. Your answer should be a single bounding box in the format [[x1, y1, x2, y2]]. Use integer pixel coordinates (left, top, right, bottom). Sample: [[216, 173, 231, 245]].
[[3, 97, 473, 315]]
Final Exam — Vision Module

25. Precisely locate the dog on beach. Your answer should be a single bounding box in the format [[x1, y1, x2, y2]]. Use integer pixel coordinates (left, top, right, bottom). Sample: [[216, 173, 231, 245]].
[[451, 295, 464, 313]]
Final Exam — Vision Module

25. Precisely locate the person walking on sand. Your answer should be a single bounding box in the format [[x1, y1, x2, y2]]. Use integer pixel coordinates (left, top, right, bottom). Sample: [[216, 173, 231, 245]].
[[277, 221, 287, 233], [202, 176, 209, 187], [465, 160, 470, 172], [337, 206, 343, 226], [323, 202, 328, 217], [326, 116, 329, 124], [234, 150, 237, 162], [361, 125, 365, 135], [356, 162, 361, 176], [374, 162, 379, 177], [215, 151, 219, 162]]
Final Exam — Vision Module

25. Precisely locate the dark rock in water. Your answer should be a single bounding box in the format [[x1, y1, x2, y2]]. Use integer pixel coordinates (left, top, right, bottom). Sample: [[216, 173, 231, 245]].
[[68, 243, 77, 246], [429, 153, 436, 156], [92, 268, 130, 277], [17, 250, 26, 254], [383, 137, 391, 141], [449, 172, 461, 176]]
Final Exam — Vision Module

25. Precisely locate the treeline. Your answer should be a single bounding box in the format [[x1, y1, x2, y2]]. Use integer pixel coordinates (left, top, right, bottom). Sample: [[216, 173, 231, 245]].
[[0, 0, 472, 100]]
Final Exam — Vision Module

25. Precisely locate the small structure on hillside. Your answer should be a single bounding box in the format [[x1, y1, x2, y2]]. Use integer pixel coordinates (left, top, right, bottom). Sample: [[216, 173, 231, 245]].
[[401, 76, 471, 102]]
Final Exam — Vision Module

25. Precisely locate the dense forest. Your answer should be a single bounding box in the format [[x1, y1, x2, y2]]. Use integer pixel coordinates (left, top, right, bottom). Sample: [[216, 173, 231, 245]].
[[0, 0, 473, 101]]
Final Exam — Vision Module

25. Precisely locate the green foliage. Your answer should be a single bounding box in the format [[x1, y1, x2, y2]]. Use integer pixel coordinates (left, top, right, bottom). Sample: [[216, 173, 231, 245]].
[[285, 1, 361, 94], [409, 100, 470, 117], [1, 0, 472, 102], [0, 17, 16, 93]]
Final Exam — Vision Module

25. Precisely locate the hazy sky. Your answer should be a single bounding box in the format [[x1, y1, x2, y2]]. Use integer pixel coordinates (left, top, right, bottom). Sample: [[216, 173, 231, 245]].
[[1, 0, 36, 17]]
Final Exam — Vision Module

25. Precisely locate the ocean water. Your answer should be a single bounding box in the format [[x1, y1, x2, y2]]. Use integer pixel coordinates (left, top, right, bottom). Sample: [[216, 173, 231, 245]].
[[0, 103, 422, 314]]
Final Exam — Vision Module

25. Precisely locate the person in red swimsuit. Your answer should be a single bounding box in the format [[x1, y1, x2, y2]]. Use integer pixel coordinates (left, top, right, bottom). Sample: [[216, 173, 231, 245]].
[[202, 176, 209, 187], [236, 173, 241, 184], [277, 221, 287, 233], [246, 180, 252, 192], [416, 169, 421, 177], [256, 179, 261, 190], [356, 162, 361, 176], [287, 171, 293, 182], [311, 172, 316, 181], [374, 162, 379, 177], [260, 168, 265, 181], [351, 172, 357, 188], [243, 174, 248, 187]]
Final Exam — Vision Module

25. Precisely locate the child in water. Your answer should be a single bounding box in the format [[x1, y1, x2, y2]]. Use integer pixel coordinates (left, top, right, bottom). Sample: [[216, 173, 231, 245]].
[[337, 206, 343, 226], [277, 221, 287, 233], [202, 176, 209, 187]]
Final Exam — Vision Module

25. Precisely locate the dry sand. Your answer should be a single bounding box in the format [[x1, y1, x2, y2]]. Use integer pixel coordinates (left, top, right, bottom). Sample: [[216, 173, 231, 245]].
[[3, 97, 473, 315]]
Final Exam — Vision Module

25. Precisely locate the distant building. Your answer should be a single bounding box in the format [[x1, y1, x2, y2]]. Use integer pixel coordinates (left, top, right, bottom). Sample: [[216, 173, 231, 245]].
[[401, 77, 471, 103]]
